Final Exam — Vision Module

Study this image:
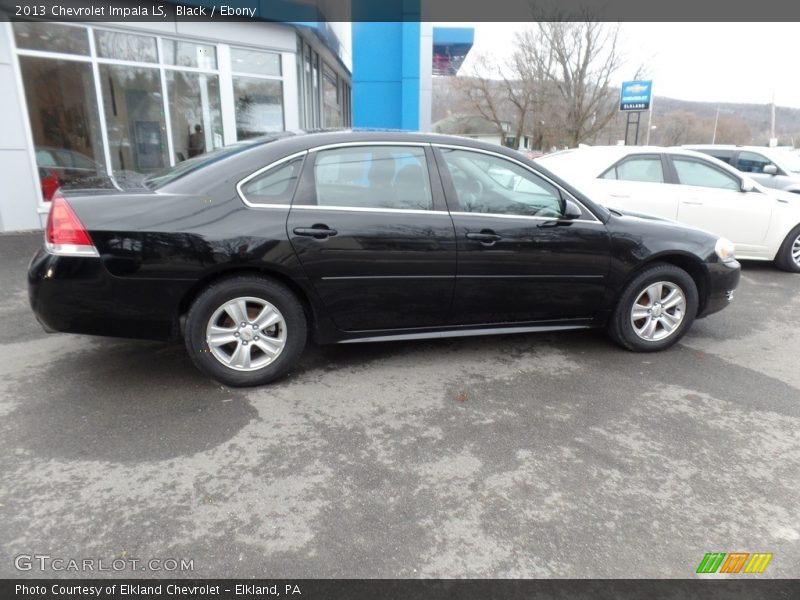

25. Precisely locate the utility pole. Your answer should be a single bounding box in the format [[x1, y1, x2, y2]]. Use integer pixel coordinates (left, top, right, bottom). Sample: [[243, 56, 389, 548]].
[[645, 91, 654, 145], [769, 89, 776, 146], [712, 106, 720, 144]]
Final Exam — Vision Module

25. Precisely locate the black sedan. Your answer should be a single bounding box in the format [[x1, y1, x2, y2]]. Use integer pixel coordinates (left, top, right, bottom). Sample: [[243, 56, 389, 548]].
[[28, 131, 741, 386]]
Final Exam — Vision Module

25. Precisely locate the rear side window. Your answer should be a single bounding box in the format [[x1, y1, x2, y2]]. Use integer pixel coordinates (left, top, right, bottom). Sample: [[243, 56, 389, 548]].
[[703, 150, 734, 165], [601, 156, 664, 183], [312, 146, 433, 210], [672, 158, 740, 190], [240, 157, 303, 206]]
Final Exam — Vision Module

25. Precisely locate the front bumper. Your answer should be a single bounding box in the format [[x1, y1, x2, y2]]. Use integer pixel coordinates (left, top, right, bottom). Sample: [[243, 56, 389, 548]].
[[697, 259, 741, 318]]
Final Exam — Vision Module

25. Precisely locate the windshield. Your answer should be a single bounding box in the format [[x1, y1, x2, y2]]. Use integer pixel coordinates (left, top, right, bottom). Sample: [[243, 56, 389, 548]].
[[143, 140, 265, 190]]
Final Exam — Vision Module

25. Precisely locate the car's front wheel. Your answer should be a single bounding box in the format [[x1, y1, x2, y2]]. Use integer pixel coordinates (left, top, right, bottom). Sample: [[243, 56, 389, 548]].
[[608, 263, 699, 352], [774, 225, 800, 273], [185, 275, 307, 386]]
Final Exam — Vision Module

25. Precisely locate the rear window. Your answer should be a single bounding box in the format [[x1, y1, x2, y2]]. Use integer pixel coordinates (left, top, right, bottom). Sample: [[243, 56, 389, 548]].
[[143, 136, 285, 190]]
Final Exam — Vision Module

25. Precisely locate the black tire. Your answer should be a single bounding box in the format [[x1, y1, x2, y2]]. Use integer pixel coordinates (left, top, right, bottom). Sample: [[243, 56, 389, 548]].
[[184, 275, 307, 386], [774, 225, 800, 273], [607, 263, 699, 352]]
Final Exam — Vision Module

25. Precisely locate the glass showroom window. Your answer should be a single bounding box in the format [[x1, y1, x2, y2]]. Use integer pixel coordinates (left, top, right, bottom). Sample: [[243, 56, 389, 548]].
[[164, 41, 223, 162], [13, 22, 106, 201], [322, 65, 341, 128], [94, 29, 158, 63], [14, 22, 90, 55], [231, 48, 284, 140], [17, 56, 105, 198], [99, 64, 168, 174]]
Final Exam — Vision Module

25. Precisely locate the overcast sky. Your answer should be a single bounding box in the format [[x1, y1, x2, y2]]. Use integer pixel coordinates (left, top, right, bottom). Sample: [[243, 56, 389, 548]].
[[442, 22, 800, 109]]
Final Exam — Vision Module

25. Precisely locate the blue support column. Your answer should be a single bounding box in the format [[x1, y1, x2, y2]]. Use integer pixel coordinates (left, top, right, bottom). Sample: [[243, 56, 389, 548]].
[[351, 3, 421, 131]]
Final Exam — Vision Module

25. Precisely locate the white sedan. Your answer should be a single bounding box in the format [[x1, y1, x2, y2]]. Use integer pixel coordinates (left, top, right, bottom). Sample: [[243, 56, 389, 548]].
[[536, 146, 800, 272]]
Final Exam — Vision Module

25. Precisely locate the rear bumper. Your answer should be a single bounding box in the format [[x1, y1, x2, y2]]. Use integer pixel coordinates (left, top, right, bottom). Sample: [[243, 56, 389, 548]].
[[697, 259, 741, 319], [27, 246, 189, 341]]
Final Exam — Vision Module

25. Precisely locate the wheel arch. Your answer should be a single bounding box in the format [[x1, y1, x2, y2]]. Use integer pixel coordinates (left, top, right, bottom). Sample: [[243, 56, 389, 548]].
[[174, 267, 318, 339], [618, 252, 710, 316]]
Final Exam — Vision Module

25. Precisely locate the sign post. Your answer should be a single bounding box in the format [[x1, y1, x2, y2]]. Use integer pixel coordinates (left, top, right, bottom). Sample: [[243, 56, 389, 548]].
[[619, 80, 653, 146]]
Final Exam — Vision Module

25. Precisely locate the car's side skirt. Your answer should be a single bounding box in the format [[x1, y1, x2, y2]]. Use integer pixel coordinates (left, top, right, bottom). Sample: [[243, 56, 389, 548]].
[[338, 323, 593, 344]]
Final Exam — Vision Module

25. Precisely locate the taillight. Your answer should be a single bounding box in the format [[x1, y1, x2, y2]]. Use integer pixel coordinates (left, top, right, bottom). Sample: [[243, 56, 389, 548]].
[[45, 195, 99, 257]]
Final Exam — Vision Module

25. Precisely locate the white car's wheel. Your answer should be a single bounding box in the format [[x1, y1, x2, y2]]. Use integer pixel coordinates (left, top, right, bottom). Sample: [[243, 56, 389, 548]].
[[775, 226, 800, 273]]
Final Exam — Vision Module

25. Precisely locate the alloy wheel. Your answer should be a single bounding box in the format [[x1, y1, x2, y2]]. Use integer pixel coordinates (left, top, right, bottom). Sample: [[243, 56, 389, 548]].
[[630, 281, 687, 342], [205, 296, 287, 371]]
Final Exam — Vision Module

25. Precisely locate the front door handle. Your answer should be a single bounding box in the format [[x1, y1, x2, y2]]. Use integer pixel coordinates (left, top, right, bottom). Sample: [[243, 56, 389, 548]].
[[466, 230, 502, 245], [682, 200, 704, 206], [293, 224, 338, 239]]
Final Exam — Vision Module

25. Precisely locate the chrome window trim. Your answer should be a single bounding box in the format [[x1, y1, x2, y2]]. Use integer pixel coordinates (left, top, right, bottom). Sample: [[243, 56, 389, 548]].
[[290, 205, 450, 216], [448, 211, 605, 225], [431, 142, 603, 223], [236, 150, 307, 208], [308, 140, 430, 152]]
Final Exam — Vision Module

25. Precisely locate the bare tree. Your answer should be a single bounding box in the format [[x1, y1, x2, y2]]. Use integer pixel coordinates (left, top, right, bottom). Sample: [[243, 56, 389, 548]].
[[452, 55, 538, 149], [518, 21, 631, 147]]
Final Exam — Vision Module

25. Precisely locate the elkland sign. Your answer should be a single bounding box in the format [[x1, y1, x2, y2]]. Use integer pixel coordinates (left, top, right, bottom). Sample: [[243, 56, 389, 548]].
[[619, 80, 653, 112]]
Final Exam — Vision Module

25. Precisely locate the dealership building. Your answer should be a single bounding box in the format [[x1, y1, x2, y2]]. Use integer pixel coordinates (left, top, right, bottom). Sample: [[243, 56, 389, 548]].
[[0, 6, 471, 233], [0, 17, 353, 231]]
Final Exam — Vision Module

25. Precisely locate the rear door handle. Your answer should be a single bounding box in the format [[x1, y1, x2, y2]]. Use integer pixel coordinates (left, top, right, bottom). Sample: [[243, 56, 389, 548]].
[[682, 200, 704, 206], [609, 193, 630, 199], [466, 230, 502, 245], [293, 224, 338, 239]]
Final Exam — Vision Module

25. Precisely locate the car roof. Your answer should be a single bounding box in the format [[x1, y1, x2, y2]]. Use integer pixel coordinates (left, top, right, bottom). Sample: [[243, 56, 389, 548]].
[[536, 145, 718, 177], [240, 129, 536, 160]]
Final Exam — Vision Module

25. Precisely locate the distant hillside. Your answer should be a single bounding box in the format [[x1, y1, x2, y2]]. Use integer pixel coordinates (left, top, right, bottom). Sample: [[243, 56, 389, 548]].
[[432, 76, 800, 148]]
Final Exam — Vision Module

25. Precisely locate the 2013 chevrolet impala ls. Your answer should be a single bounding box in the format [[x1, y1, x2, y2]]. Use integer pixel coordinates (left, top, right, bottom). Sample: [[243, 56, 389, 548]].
[[28, 131, 740, 386]]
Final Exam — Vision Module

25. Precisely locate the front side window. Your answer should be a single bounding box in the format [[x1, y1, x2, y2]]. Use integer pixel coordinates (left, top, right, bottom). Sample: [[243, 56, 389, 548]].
[[736, 151, 773, 174], [673, 158, 740, 190], [240, 157, 303, 205], [601, 156, 664, 183], [312, 146, 432, 210], [439, 148, 564, 218]]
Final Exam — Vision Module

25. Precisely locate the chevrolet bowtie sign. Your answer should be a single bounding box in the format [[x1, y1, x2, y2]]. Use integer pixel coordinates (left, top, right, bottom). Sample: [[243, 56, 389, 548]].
[[620, 80, 653, 111]]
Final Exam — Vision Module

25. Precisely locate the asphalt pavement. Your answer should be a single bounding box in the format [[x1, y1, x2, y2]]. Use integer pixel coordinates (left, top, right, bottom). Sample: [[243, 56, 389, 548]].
[[1, 232, 798, 578]]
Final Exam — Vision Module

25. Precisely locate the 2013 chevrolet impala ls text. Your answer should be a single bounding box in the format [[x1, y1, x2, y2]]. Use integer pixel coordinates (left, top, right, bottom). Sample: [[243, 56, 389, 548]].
[[28, 132, 740, 386]]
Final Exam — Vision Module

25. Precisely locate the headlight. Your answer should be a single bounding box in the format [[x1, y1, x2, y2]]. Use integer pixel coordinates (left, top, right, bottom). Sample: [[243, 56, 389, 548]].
[[715, 237, 736, 262]]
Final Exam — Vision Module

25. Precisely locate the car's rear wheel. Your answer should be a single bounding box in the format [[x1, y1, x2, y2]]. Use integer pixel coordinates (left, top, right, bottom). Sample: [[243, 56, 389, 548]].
[[185, 275, 307, 386], [774, 226, 800, 273], [608, 263, 698, 352]]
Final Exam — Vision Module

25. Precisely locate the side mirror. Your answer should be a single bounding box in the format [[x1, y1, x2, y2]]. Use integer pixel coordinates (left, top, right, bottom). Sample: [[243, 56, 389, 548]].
[[763, 164, 778, 175], [563, 199, 583, 220], [741, 179, 755, 193]]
